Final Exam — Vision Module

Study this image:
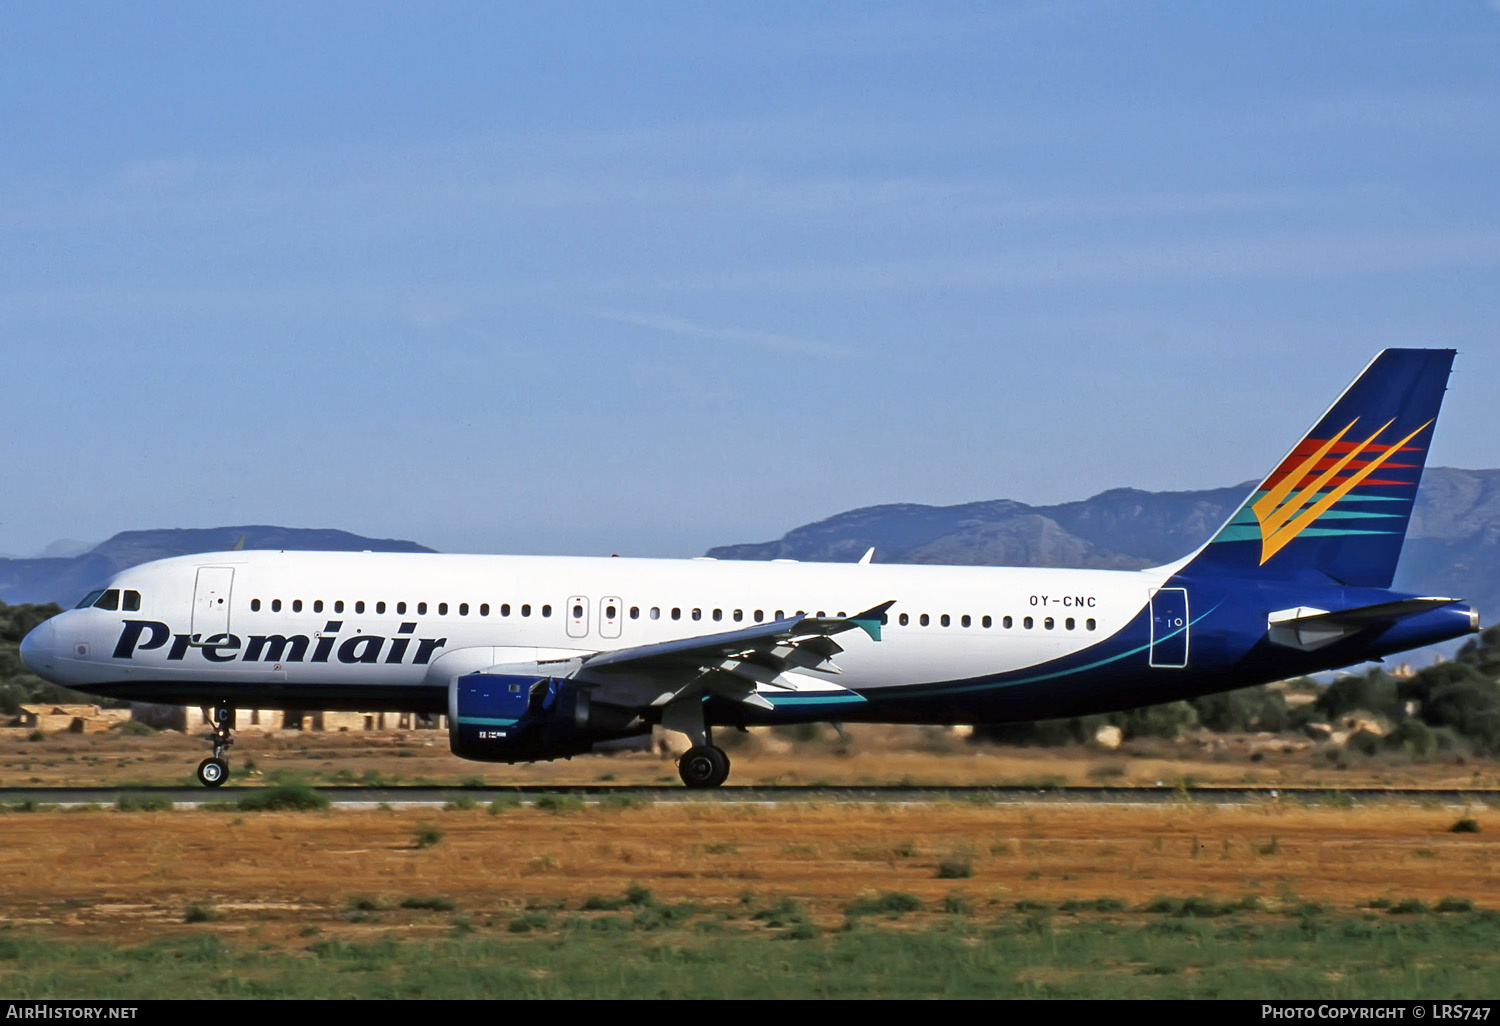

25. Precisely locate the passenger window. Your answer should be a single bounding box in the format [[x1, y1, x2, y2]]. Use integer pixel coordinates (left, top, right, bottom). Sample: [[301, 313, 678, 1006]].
[[940, 614, 950, 627], [293, 600, 303, 613], [418, 602, 428, 615], [606, 604, 617, 618], [982, 615, 992, 628], [961, 614, 971, 628], [692, 608, 702, 621], [671, 608, 681, 620], [1044, 617, 1054, 630], [1003, 616, 1013, 629], [899, 613, 909, 626], [1087, 618, 1097, 631], [522, 604, 532, 617], [754, 610, 764, 622], [817, 611, 825, 618], [251, 599, 261, 612], [712, 609, 722, 621], [439, 603, 448, 615], [272, 599, 282, 613], [542, 605, 551, 617], [629, 606, 639, 619], [355, 601, 365, 614], [481, 604, 490, 616], [733, 609, 743, 622], [573, 604, 584, 619], [335, 600, 345, 614], [459, 603, 469, 616], [1066, 618, 1075, 630], [94, 589, 120, 611], [919, 614, 930, 626], [776, 610, 785, 620], [397, 601, 407, 614], [501, 603, 511, 616], [377, 601, 387, 614], [1023, 616, 1033, 629], [314, 600, 325, 613], [123, 591, 141, 612], [650, 607, 660, 620]]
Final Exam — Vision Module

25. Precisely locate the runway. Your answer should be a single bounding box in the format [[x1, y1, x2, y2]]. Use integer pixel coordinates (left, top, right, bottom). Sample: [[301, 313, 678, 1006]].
[[2, 784, 1496, 807]]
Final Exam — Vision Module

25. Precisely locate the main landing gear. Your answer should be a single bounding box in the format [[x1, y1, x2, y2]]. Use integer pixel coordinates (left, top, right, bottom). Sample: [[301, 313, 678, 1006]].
[[678, 743, 731, 789], [196, 703, 234, 787]]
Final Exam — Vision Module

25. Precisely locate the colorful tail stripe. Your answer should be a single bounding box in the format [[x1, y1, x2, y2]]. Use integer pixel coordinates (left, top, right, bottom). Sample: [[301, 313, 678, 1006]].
[[1187, 349, 1454, 588]]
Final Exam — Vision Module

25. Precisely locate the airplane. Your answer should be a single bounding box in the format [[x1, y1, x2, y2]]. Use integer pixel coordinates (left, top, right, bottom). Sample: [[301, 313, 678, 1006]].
[[19, 348, 1479, 788]]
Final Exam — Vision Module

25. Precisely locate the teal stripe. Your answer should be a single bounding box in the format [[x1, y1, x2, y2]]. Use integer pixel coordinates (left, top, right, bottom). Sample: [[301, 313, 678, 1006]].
[[763, 693, 867, 708], [1213, 525, 1261, 542], [458, 716, 519, 727], [921, 600, 1224, 698]]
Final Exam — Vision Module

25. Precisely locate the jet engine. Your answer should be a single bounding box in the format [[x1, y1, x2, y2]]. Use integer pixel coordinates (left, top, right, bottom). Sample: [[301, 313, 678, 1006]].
[[447, 672, 646, 762]]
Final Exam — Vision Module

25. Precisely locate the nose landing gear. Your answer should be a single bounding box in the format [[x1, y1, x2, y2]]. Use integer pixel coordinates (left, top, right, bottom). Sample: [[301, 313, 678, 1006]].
[[196, 703, 234, 787]]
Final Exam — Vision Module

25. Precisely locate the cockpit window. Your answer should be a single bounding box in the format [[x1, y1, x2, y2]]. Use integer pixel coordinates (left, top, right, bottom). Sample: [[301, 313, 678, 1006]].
[[93, 589, 120, 611], [76, 590, 105, 610], [122, 590, 141, 612]]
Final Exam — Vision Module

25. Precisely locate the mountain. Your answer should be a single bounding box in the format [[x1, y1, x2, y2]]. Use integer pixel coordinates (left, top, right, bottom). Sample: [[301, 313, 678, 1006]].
[[708, 467, 1500, 624], [0, 527, 434, 605]]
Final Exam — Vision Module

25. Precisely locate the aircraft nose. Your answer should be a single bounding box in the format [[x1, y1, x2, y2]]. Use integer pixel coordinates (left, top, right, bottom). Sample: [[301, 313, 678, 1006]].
[[19, 619, 57, 675]]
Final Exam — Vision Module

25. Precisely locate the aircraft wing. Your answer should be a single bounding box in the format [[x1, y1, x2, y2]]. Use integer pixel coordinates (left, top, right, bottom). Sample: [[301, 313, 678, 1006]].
[[573, 601, 894, 711]]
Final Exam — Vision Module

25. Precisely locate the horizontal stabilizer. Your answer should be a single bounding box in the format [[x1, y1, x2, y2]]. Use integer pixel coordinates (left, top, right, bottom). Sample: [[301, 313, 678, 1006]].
[[1267, 597, 1461, 651]]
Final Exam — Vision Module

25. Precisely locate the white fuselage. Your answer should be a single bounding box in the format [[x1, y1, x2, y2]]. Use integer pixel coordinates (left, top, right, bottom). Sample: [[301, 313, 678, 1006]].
[[36, 550, 1172, 701]]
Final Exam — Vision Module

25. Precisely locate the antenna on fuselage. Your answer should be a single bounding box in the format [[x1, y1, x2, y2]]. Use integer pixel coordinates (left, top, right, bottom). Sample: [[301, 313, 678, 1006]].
[[858, 547, 874, 565]]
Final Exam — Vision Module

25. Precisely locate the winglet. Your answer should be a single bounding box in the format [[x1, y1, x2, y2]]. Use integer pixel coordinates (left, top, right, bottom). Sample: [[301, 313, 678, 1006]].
[[231, 534, 247, 552], [847, 600, 895, 641]]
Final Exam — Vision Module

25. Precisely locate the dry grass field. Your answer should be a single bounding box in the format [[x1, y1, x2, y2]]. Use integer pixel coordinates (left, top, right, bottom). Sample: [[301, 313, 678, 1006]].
[[3, 722, 1499, 789], [2, 727, 1498, 997], [1, 800, 1494, 945]]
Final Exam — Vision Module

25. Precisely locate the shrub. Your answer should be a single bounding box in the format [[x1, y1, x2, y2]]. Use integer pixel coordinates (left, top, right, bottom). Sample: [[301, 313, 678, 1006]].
[[1435, 897, 1475, 913], [400, 896, 456, 911], [184, 903, 217, 923], [936, 856, 974, 879], [846, 891, 922, 917], [534, 794, 585, 814], [236, 784, 329, 811]]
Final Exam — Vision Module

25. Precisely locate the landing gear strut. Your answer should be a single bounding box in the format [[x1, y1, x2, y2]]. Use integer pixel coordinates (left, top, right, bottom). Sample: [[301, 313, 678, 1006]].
[[678, 743, 731, 789], [196, 703, 234, 787]]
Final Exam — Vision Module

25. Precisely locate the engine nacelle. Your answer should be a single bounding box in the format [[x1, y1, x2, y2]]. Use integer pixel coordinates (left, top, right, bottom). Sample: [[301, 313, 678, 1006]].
[[447, 673, 645, 762]]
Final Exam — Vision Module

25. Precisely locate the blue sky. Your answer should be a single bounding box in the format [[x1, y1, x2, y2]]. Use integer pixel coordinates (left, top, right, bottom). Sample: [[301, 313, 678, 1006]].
[[4, 2, 1499, 558]]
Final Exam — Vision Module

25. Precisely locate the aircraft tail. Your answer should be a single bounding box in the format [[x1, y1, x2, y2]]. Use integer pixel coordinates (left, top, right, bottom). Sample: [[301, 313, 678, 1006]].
[[1183, 348, 1455, 588]]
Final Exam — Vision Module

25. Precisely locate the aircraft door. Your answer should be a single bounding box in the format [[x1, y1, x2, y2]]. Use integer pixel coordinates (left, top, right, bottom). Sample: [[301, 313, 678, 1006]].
[[1149, 587, 1189, 668], [599, 597, 622, 639], [192, 567, 234, 638], [566, 596, 590, 639]]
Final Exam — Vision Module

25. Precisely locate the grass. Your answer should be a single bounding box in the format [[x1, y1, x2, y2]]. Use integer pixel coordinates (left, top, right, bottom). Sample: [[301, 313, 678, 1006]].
[[5, 903, 1500, 998], [3, 800, 1499, 997]]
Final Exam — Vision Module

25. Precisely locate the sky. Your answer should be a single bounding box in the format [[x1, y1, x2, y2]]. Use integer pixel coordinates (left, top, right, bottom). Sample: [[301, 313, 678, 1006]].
[[3, 1, 1499, 559]]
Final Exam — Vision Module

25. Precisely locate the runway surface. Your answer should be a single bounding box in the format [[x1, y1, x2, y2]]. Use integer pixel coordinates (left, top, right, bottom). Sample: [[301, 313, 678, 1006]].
[[2, 784, 1497, 807]]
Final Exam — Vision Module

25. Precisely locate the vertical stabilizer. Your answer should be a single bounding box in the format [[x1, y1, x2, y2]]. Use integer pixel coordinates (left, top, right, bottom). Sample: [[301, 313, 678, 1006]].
[[1184, 348, 1455, 588]]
